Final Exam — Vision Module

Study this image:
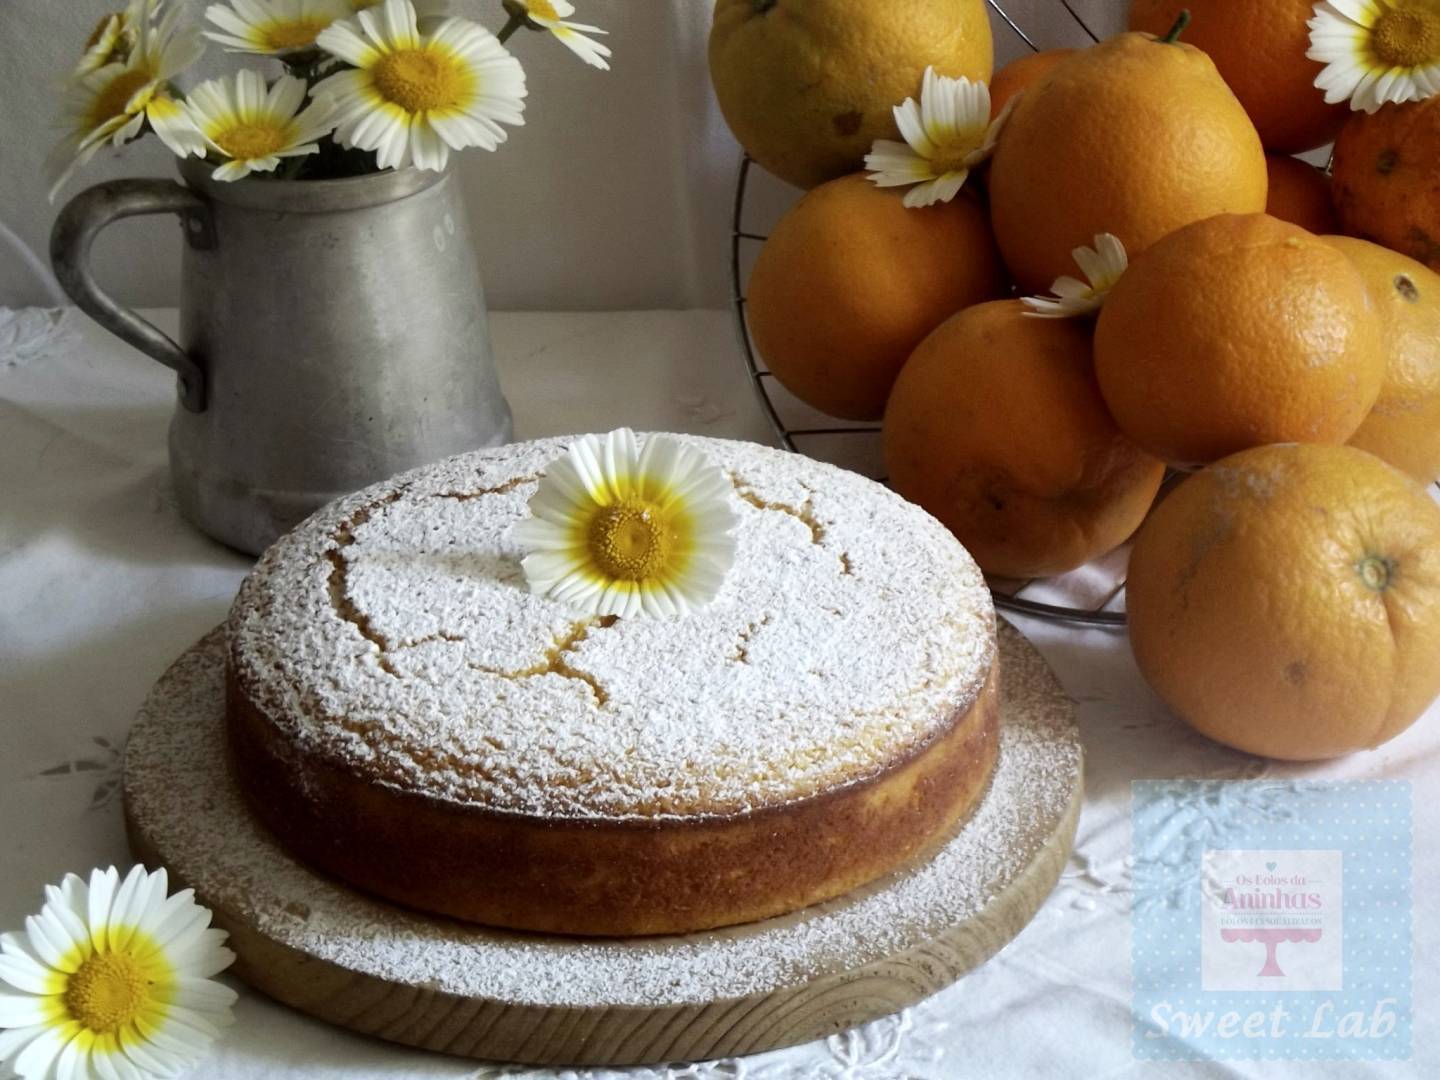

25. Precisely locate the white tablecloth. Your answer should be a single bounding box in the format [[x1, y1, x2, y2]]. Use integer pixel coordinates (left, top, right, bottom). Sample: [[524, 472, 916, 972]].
[[2, 307, 1436, 1079]]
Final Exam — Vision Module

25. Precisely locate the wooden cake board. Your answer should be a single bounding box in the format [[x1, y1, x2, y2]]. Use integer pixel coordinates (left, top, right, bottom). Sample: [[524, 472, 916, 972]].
[[123, 620, 1083, 1067]]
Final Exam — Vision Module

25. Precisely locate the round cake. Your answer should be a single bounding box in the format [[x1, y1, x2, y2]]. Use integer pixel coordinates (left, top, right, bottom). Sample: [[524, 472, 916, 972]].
[[226, 434, 999, 936]]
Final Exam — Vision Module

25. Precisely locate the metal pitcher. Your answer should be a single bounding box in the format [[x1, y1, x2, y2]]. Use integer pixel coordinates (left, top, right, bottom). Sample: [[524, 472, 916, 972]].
[[50, 159, 513, 555]]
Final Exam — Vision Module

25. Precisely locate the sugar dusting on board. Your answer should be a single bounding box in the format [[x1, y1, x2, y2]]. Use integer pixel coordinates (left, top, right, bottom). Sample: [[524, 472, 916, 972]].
[[227, 435, 996, 820], [124, 622, 1081, 1009]]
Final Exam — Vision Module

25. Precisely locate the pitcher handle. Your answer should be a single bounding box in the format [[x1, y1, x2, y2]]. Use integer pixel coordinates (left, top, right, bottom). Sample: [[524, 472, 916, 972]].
[[50, 179, 213, 413]]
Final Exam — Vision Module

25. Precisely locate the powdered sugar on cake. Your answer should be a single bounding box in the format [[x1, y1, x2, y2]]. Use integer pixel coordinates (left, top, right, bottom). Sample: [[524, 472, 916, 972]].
[[227, 435, 995, 820], [126, 623, 1079, 1008]]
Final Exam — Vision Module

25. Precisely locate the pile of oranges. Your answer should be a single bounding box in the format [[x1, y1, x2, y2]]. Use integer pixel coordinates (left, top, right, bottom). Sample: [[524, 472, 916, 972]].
[[709, 0, 1440, 761]]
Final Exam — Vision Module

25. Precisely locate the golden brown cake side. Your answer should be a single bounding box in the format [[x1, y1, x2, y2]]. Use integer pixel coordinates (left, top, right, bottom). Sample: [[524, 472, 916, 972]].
[[226, 658, 1000, 937]]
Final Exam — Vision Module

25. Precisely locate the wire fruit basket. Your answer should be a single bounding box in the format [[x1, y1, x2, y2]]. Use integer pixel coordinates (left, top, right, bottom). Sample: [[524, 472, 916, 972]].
[[730, 0, 1131, 627]]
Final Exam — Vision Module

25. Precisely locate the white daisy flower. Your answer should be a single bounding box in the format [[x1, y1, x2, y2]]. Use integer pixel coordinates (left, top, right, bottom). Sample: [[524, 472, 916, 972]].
[[508, 0, 611, 71], [47, 1, 207, 201], [76, 17, 128, 77], [1308, 0, 1440, 113], [204, 0, 353, 57], [74, 1, 155, 78], [313, 0, 527, 171], [864, 67, 1010, 209], [513, 429, 739, 619], [185, 69, 337, 181], [0, 865, 237, 1080], [1022, 233, 1129, 318]]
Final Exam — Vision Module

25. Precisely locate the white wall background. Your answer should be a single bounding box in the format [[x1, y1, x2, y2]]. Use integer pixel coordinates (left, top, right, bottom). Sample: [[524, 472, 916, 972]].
[[0, 0, 1125, 311]]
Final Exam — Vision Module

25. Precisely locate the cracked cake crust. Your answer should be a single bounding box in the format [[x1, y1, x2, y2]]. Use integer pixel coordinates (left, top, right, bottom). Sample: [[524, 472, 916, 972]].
[[226, 434, 999, 934]]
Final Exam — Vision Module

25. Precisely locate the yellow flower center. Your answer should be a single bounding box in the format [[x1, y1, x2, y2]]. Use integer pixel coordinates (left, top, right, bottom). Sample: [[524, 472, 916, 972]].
[[214, 121, 290, 160], [85, 13, 119, 51], [264, 18, 332, 51], [528, 0, 560, 19], [63, 950, 151, 1034], [88, 68, 153, 129], [372, 48, 468, 113], [1371, 2, 1440, 67], [587, 502, 675, 581], [929, 135, 983, 176]]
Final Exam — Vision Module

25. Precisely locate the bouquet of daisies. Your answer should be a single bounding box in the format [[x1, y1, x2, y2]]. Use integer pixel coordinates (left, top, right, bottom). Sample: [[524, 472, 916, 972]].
[[48, 0, 609, 200]]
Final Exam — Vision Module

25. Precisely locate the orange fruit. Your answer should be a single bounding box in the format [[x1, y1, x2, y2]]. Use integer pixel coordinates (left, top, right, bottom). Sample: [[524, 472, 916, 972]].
[[1128, 0, 1348, 153], [1265, 154, 1339, 234], [1094, 213, 1385, 466], [1332, 98, 1440, 273], [988, 48, 1074, 119], [883, 300, 1165, 578], [708, 0, 993, 190], [1126, 443, 1440, 759], [746, 174, 1005, 421], [988, 30, 1266, 292], [1325, 235, 1440, 484]]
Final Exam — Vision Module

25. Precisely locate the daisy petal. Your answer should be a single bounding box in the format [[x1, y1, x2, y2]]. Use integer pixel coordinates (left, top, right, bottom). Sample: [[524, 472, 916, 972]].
[[550, 24, 611, 69], [0, 1023, 51, 1065], [13, 1023, 72, 1079], [0, 992, 60, 1028], [893, 96, 934, 158], [1022, 232, 1129, 318]]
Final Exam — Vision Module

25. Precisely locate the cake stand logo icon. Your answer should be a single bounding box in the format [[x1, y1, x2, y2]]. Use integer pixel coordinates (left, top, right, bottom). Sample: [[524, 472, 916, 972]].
[[1220, 924, 1323, 978], [1200, 849, 1343, 992]]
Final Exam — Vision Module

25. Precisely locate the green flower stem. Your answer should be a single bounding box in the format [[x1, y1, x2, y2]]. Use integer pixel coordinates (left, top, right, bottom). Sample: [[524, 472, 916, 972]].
[[280, 49, 328, 89], [496, 0, 533, 44], [497, 12, 528, 43], [1162, 9, 1192, 43]]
